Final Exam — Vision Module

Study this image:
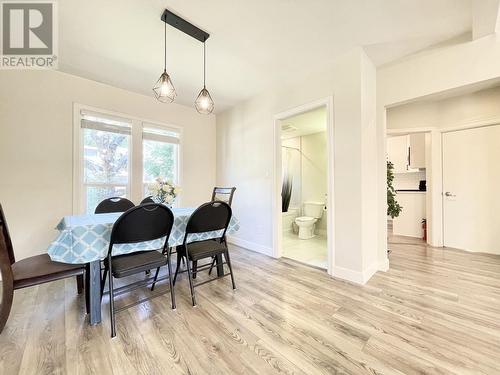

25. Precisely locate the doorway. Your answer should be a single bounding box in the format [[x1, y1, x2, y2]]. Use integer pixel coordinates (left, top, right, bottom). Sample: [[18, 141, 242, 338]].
[[272, 98, 335, 274], [442, 124, 500, 254]]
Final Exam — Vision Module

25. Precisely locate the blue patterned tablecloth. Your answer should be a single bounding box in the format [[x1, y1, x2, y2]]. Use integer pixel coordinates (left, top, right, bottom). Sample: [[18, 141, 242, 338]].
[[47, 207, 240, 264]]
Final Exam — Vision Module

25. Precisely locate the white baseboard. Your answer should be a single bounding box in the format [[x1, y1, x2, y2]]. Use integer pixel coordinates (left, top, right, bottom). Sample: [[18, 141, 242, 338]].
[[333, 261, 380, 285], [227, 235, 273, 257], [332, 265, 366, 284], [378, 257, 390, 272]]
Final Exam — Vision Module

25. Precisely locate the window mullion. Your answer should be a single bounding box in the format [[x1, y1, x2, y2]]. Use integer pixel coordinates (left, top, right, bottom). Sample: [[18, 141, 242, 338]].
[[130, 119, 143, 203]]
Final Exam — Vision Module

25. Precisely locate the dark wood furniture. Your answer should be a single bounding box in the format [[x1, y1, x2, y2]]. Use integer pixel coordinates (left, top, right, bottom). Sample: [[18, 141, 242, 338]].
[[171, 201, 235, 306], [0, 204, 85, 333], [102, 203, 175, 337], [94, 197, 134, 214]]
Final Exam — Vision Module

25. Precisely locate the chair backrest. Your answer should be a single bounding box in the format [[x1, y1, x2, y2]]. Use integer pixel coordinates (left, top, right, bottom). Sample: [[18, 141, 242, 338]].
[[109, 204, 174, 253], [0, 204, 15, 265], [211, 187, 236, 206], [95, 197, 135, 214], [140, 196, 155, 204], [185, 201, 232, 241]]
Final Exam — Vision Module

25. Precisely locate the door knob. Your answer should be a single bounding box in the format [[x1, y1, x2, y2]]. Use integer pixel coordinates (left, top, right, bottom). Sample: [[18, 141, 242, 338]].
[[444, 192, 456, 197]]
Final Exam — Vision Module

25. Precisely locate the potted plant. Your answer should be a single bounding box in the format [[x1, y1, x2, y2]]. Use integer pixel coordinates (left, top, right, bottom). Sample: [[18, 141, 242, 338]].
[[387, 160, 402, 255], [387, 160, 402, 219]]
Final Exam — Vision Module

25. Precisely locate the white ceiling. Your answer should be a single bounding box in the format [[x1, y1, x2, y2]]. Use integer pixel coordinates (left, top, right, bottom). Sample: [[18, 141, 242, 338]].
[[281, 106, 326, 140], [59, 0, 472, 113]]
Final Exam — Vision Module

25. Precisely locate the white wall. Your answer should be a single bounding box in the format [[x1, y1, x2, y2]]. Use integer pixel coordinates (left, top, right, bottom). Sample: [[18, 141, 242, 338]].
[[387, 85, 500, 130], [0, 70, 216, 260], [393, 171, 426, 190], [301, 131, 327, 232], [217, 48, 381, 284], [377, 34, 500, 261], [283, 132, 328, 232]]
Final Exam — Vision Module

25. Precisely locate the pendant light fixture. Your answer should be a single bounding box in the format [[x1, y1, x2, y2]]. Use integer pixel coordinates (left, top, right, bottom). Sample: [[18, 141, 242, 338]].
[[157, 9, 214, 113], [195, 40, 214, 114], [153, 21, 176, 103]]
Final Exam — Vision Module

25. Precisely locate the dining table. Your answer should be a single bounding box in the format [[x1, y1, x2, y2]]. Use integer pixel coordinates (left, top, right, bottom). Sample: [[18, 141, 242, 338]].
[[47, 207, 240, 325]]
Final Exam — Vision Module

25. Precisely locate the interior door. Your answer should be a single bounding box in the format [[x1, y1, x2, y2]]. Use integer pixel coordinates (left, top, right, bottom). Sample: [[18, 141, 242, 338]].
[[442, 125, 500, 254]]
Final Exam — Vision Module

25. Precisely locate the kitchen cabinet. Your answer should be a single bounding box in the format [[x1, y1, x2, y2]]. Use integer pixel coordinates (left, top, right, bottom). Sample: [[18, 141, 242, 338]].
[[387, 134, 426, 172], [393, 191, 426, 238], [387, 135, 409, 173], [409, 133, 426, 169]]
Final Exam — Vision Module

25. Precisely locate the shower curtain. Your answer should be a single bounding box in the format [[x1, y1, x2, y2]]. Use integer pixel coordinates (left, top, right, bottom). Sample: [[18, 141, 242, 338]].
[[282, 147, 293, 212]]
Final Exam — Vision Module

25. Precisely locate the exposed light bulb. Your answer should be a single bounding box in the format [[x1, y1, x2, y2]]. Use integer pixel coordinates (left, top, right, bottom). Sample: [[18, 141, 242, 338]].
[[195, 87, 214, 114], [153, 71, 176, 103]]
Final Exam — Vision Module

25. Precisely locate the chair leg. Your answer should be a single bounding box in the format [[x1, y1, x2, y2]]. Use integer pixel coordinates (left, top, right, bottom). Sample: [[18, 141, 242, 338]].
[[108, 271, 116, 338], [76, 274, 84, 294], [185, 258, 197, 307], [150, 267, 161, 291], [208, 256, 216, 275], [0, 280, 14, 334], [192, 260, 198, 279], [173, 256, 183, 286], [224, 250, 236, 290], [100, 268, 108, 300], [166, 252, 176, 310]]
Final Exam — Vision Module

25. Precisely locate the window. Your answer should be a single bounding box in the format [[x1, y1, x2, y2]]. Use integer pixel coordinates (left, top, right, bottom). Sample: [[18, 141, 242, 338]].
[[75, 107, 181, 213], [143, 126, 180, 196]]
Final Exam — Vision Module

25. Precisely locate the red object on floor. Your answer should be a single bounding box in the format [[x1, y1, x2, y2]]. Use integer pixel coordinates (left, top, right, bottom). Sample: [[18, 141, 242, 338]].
[[422, 221, 427, 241]]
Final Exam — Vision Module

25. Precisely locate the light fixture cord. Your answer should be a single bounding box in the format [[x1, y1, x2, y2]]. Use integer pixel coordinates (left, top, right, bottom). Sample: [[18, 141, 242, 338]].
[[203, 40, 206, 88], [164, 20, 167, 72]]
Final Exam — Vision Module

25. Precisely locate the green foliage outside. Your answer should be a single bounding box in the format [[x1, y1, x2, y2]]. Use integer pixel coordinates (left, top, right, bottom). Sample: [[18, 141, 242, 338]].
[[83, 129, 177, 213], [143, 140, 176, 183]]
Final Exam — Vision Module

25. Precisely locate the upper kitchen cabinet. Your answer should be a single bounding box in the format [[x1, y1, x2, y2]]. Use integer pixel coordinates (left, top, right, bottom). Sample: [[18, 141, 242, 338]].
[[387, 133, 426, 172], [409, 133, 426, 169], [387, 135, 409, 173]]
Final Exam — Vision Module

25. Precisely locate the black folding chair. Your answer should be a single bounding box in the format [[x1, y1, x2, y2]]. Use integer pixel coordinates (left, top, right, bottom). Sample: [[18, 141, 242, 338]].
[[95, 197, 135, 214], [102, 203, 175, 337], [168, 201, 236, 306], [207, 187, 236, 275], [211, 187, 236, 206], [140, 196, 155, 204], [94, 197, 148, 276]]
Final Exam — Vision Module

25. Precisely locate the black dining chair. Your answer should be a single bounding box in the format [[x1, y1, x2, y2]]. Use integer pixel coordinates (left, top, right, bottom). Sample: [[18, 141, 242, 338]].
[[101, 203, 175, 337], [0, 204, 85, 334], [206, 187, 236, 275], [94, 197, 135, 214], [167, 201, 235, 307], [140, 196, 155, 204], [211, 187, 236, 206], [94, 197, 148, 276]]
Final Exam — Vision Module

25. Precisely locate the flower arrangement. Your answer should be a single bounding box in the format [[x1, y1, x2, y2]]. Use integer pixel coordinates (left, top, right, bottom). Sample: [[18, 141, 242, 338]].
[[148, 178, 180, 206]]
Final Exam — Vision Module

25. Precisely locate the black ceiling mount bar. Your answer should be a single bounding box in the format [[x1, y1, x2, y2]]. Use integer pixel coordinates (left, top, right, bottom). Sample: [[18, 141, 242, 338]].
[[161, 9, 209, 43]]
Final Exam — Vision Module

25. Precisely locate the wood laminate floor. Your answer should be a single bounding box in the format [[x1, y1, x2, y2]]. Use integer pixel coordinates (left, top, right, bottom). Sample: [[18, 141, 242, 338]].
[[1, 240, 500, 374]]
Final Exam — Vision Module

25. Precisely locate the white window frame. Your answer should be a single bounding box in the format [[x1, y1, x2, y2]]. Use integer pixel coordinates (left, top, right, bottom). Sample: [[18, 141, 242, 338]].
[[73, 103, 183, 214], [142, 123, 181, 196]]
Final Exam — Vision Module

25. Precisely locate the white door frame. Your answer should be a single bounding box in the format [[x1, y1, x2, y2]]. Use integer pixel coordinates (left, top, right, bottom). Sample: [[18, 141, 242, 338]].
[[387, 116, 500, 248], [272, 97, 335, 275], [386, 127, 443, 247]]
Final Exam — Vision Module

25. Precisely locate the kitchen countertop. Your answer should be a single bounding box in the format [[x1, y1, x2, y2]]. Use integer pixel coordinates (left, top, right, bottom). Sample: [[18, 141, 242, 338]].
[[396, 190, 426, 193]]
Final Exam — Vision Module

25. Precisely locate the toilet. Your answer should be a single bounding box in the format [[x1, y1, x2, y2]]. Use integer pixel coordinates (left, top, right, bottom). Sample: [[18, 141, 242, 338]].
[[294, 201, 324, 239]]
